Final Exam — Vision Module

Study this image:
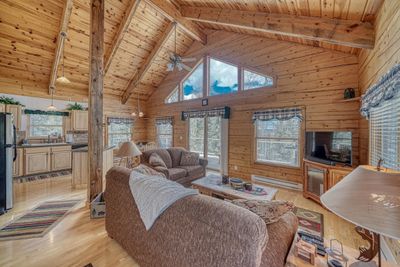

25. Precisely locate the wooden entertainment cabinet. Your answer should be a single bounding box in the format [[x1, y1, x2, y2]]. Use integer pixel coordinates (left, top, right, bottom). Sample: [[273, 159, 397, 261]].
[[303, 159, 353, 204]]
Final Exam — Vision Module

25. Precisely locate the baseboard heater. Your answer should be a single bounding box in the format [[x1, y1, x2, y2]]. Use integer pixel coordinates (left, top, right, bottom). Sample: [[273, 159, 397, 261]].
[[251, 175, 303, 191]]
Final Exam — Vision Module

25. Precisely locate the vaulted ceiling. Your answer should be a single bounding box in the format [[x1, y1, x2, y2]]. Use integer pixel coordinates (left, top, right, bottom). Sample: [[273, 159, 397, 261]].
[[0, 0, 384, 104]]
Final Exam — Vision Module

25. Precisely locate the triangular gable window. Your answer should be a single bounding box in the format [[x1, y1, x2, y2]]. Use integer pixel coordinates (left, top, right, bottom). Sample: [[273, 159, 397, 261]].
[[165, 86, 179, 104], [182, 61, 203, 100], [243, 69, 273, 90]]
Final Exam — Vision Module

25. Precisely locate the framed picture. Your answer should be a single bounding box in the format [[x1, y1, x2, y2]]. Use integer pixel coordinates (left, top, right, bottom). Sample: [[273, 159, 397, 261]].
[[202, 98, 208, 106]]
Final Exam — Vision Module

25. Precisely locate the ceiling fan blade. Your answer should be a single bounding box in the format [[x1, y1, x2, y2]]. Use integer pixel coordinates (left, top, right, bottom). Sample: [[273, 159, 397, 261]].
[[177, 63, 183, 72], [181, 63, 192, 72], [181, 57, 197, 63]]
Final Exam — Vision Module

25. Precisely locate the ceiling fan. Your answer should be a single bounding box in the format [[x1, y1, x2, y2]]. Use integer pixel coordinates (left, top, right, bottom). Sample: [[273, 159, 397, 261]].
[[166, 22, 196, 72]]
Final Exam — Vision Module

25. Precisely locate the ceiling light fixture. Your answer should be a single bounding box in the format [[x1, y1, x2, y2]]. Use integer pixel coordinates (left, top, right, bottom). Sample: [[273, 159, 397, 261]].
[[47, 89, 57, 111], [56, 32, 70, 84]]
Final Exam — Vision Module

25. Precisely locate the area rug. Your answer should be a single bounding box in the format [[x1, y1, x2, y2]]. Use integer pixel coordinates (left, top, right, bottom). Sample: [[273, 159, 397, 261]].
[[15, 170, 72, 183], [0, 199, 82, 241], [294, 207, 324, 238]]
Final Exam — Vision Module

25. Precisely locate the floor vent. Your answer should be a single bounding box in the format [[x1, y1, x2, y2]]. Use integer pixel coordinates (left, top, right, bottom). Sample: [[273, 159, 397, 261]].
[[251, 175, 303, 191]]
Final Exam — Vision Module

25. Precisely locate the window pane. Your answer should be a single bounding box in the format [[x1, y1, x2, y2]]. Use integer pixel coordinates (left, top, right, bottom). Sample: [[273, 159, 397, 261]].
[[30, 115, 63, 137], [189, 118, 204, 157], [156, 123, 173, 149], [257, 139, 299, 166], [244, 70, 273, 90], [108, 121, 132, 147], [165, 87, 179, 103], [183, 63, 203, 100], [209, 58, 238, 96], [256, 119, 300, 139]]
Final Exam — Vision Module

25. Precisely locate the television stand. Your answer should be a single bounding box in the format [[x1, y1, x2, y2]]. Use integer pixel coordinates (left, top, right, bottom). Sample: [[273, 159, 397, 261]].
[[303, 159, 354, 205]]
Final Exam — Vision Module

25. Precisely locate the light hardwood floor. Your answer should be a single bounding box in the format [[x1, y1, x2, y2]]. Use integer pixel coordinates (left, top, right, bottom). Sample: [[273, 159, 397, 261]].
[[0, 175, 364, 267]]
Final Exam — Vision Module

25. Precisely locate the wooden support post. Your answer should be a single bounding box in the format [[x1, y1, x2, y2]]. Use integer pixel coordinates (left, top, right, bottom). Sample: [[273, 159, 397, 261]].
[[88, 0, 104, 201]]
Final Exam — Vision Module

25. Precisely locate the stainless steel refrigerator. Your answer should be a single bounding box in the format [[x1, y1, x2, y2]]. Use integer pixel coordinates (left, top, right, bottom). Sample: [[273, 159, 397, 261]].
[[0, 113, 16, 215]]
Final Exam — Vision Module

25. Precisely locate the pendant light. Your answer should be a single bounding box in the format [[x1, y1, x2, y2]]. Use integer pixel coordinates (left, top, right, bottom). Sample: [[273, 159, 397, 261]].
[[131, 94, 143, 118], [47, 89, 57, 111], [56, 32, 70, 84]]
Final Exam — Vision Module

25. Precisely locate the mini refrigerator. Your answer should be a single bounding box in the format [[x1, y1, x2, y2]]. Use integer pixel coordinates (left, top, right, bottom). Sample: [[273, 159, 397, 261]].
[[0, 113, 16, 215]]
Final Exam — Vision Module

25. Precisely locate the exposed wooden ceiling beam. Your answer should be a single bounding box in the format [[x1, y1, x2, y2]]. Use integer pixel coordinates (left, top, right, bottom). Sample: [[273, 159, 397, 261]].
[[121, 22, 175, 104], [48, 0, 74, 94], [181, 6, 374, 49], [143, 0, 207, 45], [104, 0, 141, 75]]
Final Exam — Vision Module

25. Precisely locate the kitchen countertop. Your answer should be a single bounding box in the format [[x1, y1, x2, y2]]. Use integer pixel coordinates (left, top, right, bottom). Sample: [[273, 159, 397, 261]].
[[17, 143, 71, 148], [72, 145, 116, 152]]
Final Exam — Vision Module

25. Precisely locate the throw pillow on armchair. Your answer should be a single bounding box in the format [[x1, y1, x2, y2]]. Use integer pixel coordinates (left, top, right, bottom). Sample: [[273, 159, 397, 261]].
[[180, 151, 200, 166], [149, 153, 167, 168]]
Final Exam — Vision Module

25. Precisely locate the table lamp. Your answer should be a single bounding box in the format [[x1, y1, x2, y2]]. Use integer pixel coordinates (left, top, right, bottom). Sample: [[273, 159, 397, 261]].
[[321, 165, 400, 267], [116, 141, 142, 168]]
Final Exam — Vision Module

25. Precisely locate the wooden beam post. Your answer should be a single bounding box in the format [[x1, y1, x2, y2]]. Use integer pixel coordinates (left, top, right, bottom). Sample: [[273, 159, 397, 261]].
[[181, 6, 374, 49], [143, 0, 207, 45], [48, 0, 74, 94], [88, 0, 104, 201], [104, 0, 141, 75], [121, 22, 175, 104]]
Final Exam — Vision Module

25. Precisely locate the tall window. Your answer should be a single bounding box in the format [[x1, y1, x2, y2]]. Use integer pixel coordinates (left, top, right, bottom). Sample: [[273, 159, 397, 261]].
[[209, 58, 238, 96], [165, 86, 179, 104], [369, 93, 400, 170], [182, 62, 203, 100], [254, 112, 301, 167], [244, 69, 273, 90], [156, 118, 173, 149], [107, 118, 133, 147], [29, 114, 63, 137]]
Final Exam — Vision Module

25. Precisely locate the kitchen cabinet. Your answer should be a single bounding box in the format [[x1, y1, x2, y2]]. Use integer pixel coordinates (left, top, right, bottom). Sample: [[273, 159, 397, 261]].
[[5, 104, 22, 131], [24, 147, 51, 175], [13, 148, 23, 177], [71, 110, 88, 131], [0, 103, 5, 112], [51, 146, 72, 171]]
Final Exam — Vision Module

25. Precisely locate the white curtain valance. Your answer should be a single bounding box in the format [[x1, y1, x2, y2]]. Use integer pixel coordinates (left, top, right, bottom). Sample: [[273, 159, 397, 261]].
[[252, 107, 303, 122], [181, 106, 230, 121], [361, 64, 400, 118], [155, 117, 173, 125]]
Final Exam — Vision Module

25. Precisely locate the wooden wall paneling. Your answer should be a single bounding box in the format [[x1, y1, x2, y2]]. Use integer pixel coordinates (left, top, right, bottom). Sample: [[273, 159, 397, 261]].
[[146, 31, 360, 184], [88, 0, 104, 201], [358, 0, 400, 164]]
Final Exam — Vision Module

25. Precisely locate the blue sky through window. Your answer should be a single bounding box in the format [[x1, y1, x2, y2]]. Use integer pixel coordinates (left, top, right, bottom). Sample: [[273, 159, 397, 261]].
[[183, 62, 203, 100], [209, 58, 238, 96]]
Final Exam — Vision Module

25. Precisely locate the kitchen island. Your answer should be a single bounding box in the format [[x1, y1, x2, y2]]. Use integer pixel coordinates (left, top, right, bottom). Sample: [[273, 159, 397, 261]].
[[71, 146, 115, 192]]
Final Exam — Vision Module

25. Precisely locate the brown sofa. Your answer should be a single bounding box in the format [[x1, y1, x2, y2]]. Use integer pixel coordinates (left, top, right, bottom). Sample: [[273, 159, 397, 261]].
[[141, 147, 208, 187], [105, 167, 298, 267]]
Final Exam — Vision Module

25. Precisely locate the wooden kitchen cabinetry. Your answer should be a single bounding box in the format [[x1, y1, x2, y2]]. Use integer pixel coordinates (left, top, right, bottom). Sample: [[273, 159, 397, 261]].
[[51, 146, 72, 171], [5, 104, 22, 131], [24, 147, 51, 175], [71, 110, 88, 131], [13, 148, 24, 177]]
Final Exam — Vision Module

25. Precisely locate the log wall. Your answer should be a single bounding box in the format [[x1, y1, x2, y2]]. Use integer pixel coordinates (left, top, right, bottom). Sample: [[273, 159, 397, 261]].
[[146, 30, 359, 183]]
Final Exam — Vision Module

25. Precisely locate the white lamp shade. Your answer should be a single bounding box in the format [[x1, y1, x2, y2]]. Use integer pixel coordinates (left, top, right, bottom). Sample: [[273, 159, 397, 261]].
[[321, 165, 400, 239], [116, 141, 142, 157]]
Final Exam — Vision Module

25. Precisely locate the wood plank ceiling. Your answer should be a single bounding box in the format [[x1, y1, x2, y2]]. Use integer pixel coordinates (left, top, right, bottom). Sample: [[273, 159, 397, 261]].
[[0, 0, 384, 103]]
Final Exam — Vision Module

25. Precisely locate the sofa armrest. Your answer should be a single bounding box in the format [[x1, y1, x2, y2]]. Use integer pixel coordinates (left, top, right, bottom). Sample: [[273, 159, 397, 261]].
[[153, 166, 170, 179], [199, 158, 208, 167]]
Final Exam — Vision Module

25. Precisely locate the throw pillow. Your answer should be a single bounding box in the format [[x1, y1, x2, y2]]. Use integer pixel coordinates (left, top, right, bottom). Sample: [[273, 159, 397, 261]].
[[180, 151, 200, 166], [229, 199, 294, 224], [133, 164, 166, 178], [149, 153, 167, 168]]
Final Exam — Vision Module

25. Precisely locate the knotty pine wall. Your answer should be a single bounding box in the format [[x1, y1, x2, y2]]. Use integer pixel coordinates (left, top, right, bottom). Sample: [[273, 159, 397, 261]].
[[358, 0, 400, 165], [146, 31, 359, 184]]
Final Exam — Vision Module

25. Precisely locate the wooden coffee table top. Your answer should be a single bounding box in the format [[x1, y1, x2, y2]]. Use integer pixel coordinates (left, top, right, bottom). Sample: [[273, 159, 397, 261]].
[[191, 174, 278, 201]]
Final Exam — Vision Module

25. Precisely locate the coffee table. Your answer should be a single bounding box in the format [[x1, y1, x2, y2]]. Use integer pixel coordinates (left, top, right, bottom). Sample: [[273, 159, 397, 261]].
[[191, 174, 278, 201]]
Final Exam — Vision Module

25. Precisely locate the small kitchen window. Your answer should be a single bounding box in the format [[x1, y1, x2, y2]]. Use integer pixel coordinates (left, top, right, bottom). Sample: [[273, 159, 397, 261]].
[[29, 114, 64, 137]]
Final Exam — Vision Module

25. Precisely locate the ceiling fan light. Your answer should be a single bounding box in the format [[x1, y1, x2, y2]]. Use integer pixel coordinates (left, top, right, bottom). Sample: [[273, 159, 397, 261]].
[[131, 112, 137, 117], [56, 76, 71, 84], [139, 112, 144, 118]]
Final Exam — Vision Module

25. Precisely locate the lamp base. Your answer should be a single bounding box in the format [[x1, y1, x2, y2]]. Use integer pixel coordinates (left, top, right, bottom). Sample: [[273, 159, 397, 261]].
[[353, 226, 381, 267]]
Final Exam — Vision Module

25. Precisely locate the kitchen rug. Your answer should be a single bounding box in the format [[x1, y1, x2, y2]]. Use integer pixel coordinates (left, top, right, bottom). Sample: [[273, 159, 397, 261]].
[[293, 207, 324, 238], [0, 199, 82, 241]]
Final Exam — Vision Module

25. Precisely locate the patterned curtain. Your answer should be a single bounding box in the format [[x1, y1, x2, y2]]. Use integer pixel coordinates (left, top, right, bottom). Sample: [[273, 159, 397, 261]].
[[181, 106, 230, 121], [24, 109, 69, 116], [361, 63, 400, 118], [155, 116, 173, 125], [252, 107, 303, 122], [107, 117, 135, 125]]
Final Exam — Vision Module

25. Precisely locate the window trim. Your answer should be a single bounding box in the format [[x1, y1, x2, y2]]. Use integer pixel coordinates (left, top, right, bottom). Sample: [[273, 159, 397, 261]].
[[181, 59, 204, 101], [251, 109, 305, 170], [27, 114, 64, 138], [106, 116, 134, 147]]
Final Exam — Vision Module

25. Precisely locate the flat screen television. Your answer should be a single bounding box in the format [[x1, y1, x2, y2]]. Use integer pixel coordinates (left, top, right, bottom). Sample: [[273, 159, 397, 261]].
[[305, 131, 352, 166]]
